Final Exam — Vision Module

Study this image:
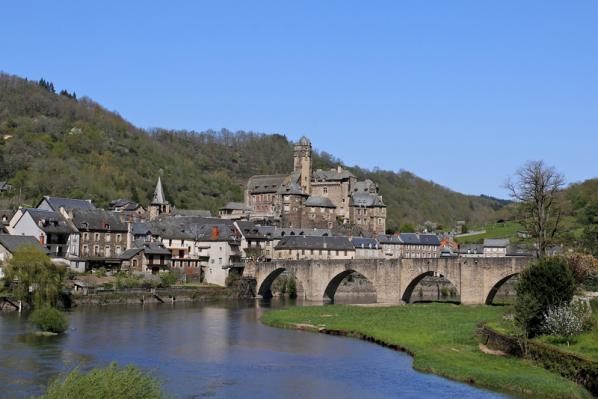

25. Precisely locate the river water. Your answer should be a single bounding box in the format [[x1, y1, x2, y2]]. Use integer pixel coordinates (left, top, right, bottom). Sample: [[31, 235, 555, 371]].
[[0, 300, 508, 399]]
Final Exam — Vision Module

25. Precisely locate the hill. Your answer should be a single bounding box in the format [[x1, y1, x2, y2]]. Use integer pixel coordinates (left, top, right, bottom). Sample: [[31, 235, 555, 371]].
[[0, 72, 507, 229]]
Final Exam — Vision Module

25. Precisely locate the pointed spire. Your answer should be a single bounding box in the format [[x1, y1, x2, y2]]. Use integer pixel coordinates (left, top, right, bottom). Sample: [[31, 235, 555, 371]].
[[152, 176, 166, 204]]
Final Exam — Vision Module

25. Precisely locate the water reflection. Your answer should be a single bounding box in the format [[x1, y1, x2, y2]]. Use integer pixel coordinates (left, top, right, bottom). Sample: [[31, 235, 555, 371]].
[[0, 300, 509, 399]]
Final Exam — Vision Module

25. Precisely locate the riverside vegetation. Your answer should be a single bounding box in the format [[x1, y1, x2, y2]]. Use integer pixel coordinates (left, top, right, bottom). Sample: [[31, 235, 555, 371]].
[[262, 304, 593, 398]]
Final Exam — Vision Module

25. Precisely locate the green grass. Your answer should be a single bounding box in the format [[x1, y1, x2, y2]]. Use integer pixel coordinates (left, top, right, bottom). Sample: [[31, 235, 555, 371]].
[[456, 221, 525, 245], [262, 304, 592, 399]]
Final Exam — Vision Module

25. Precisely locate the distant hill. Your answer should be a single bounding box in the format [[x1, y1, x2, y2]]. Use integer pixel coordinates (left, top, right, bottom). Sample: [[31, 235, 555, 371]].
[[0, 72, 509, 229]]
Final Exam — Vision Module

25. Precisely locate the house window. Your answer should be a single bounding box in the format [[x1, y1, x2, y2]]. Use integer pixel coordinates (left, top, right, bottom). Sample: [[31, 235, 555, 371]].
[[94, 245, 99, 256], [83, 232, 89, 240], [323, 187, 328, 196], [83, 245, 89, 255], [105, 233, 111, 242], [94, 233, 100, 241], [105, 246, 110, 257], [116, 246, 121, 255], [116, 234, 121, 242]]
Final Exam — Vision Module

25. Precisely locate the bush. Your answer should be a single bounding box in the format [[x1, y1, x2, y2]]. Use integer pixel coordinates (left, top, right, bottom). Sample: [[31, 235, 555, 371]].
[[287, 277, 297, 298], [29, 307, 69, 334], [159, 271, 178, 288], [542, 302, 591, 344], [38, 362, 165, 399], [515, 257, 575, 337]]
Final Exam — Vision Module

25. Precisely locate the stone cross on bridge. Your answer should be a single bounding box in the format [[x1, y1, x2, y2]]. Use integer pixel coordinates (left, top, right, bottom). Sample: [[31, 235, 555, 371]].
[[244, 257, 532, 304]]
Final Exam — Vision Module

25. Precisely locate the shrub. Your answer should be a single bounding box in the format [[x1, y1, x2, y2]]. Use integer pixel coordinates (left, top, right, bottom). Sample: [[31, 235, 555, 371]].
[[515, 257, 575, 337], [95, 267, 107, 277], [542, 301, 591, 344], [159, 271, 178, 288], [287, 277, 297, 298], [29, 307, 69, 334], [38, 362, 165, 399]]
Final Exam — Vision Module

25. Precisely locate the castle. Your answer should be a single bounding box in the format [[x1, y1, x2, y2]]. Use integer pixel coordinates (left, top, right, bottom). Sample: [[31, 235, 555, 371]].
[[244, 137, 386, 235]]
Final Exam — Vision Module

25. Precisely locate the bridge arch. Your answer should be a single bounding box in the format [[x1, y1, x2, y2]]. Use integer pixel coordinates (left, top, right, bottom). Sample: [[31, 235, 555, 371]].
[[257, 267, 307, 299], [257, 268, 285, 299], [485, 273, 519, 305], [323, 269, 377, 303], [401, 271, 460, 303]]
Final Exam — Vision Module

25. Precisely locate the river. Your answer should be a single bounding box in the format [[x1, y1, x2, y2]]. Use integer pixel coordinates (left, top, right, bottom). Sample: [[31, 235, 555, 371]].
[[0, 300, 509, 398]]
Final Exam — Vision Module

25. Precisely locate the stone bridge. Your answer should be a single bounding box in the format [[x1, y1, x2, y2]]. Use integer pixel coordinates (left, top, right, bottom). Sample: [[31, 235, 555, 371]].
[[243, 257, 532, 304]]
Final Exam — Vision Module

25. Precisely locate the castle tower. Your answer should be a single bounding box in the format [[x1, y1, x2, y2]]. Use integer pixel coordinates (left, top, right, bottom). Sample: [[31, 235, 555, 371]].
[[293, 136, 312, 194], [148, 176, 171, 220]]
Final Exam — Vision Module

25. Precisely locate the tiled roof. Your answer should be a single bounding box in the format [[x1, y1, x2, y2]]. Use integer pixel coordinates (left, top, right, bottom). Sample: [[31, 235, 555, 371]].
[[25, 209, 78, 234], [219, 202, 251, 211], [400, 233, 440, 246], [0, 234, 49, 254], [247, 175, 287, 194], [350, 192, 385, 207], [483, 239, 510, 248], [351, 237, 380, 249], [275, 235, 354, 251], [459, 244, 484, 254], [71, 209, 127, 232], [305, 196, 336, 208], [42, 196, 95, 211], [313, 169, 354, 181]]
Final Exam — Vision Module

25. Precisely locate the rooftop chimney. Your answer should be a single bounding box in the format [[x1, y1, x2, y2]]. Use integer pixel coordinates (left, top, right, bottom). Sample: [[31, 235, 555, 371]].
[[211, 226, 219, 240]]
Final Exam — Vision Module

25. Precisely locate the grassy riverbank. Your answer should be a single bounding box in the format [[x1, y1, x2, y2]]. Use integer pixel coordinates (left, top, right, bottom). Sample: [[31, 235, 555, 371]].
[[261, 304, 592, 398]]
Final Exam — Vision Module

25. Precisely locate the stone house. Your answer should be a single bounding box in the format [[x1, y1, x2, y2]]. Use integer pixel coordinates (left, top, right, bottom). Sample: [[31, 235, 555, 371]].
[[234, 221, 270, 260], [302, 196, 336, 229], [119, 241, 172, 274], [483, 239, 509, 257], [378, 234, 402, 259], [274, 236, 355, 260], [69, 209, 128, 270], [378, 233, 441, 258], [311, 167, 355, 221], [349, 192, 386, 235], [459, 244, 484, 257], [219, 202, 252, 220], [150, 217, 242, 286], [398, 233, 441, 258], [0, 210, 15, 233], [107, 199, 146, 219], [351, 237, 383, 259]]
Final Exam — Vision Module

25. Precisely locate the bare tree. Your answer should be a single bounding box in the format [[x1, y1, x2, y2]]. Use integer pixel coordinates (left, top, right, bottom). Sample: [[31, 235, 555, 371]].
[[506, 161, 565, 258]]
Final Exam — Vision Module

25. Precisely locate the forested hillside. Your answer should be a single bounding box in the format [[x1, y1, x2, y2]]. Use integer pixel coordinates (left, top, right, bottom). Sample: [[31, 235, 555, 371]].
[[0, 72, 507, 228]]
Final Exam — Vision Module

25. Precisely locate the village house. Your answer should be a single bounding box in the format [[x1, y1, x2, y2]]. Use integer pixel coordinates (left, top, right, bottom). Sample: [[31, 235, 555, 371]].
[[68, 209, 128, 271], [234, 221, 270, 260], [351, 237, 383, 259], [301, 196, 336, 229], [378, 233, 441, 258], [398, 233, 441, 258], [107, 198, 146, 219], [7, 208, 80, 268], [149, 216, 242, 286], [483, 239, 509, 257], [119, 241, 172, 274], [274, 235, 355, 261], [0, 234, 49, 279], [459, 244, 484, 257], [219, 202, 252, 220]]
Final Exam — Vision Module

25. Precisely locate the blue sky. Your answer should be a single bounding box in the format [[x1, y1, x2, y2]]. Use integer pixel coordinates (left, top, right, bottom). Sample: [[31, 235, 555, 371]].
[[2, 1, 597, 198]]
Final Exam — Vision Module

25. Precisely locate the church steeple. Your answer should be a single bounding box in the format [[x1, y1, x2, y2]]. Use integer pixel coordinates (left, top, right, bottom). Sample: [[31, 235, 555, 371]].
[[152, 176, 166, 204], [149, 175, 171, 220]]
